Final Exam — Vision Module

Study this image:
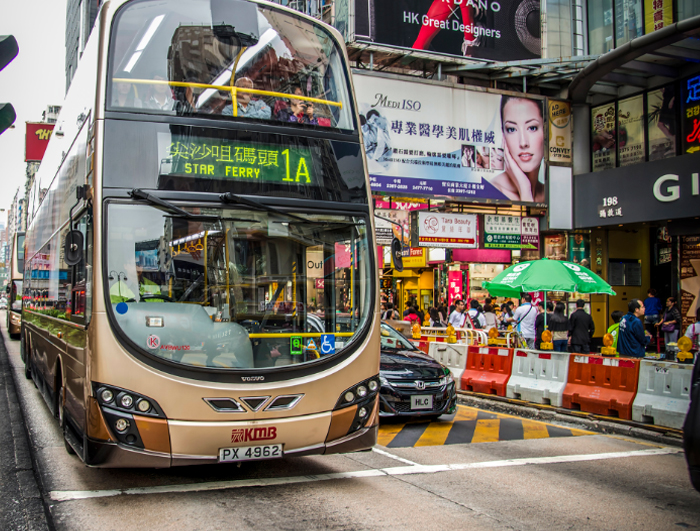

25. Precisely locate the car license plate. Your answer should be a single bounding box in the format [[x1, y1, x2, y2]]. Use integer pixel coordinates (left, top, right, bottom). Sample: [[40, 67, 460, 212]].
[[411, 395, 433, 410], [219, 444, 283, 462]]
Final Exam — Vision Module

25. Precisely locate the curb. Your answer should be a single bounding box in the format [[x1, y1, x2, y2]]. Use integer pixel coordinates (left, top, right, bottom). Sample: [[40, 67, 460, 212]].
[[456, 391, 685, 448], [0, 328, 53, 530]]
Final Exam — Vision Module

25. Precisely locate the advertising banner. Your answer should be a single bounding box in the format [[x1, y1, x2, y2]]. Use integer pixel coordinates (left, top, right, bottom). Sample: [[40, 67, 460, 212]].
[[647, 86, 677, 161], [682, 74, 700, 155], [568, 234, 591, 269], [680, 236, 700, 331], [520, 216, 539, 249], [355, 73, 546, 205], [543, 233, 567, 260], [25, 122, 55, 162], [374, 209, 410, 246], [415, 212, 478, 248], [644, 0, 673, 34], [355, 0, 541, 62], [617, 95, 645, 167], [448, 270, 464, 307], [548, 100, 572, 165], [591, 103, 616, 171]]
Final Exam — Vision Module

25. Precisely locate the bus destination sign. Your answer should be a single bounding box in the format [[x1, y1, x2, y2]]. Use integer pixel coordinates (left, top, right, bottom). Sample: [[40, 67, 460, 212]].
[[158, 134, 316, 185]]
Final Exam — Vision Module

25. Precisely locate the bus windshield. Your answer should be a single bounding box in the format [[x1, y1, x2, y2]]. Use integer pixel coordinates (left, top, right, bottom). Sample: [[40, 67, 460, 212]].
[[107, 203, 372, 370], [108, 0, 355, 131]]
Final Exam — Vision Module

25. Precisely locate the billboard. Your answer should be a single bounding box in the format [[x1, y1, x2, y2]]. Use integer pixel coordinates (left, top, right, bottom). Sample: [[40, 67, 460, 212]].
[[617, 95, 645, 167], [25, 122, 55, 162], [547, 100, 572, 165], [355, 73, 546, 205], [591, 103, 616, 171], [413, 212, 478, 248], [644, 0, 672, 34], [355, 0, 541, 62]]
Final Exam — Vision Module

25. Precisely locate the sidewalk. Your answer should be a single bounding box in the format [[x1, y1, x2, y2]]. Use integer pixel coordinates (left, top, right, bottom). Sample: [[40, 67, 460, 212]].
[[0, 325, 51, 530]]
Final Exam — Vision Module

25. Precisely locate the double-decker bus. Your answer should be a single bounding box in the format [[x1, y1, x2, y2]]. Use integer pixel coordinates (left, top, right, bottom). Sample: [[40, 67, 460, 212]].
[[6, 231, 25, 339], [22, 0, 379, 467]]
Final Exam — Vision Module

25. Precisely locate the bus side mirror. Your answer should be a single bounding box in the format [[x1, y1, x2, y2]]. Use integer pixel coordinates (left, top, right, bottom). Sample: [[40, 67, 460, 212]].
[[391, 237, 403, 273], [64, 230, 84, 266]]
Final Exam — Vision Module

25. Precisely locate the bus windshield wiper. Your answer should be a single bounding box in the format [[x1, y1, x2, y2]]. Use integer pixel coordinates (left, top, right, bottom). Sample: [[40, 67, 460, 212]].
[[219, 192, 310, 223], [130, 189, 218, 220]]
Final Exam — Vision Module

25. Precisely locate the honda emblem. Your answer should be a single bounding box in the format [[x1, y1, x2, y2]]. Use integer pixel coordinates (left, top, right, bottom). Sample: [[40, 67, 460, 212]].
[[415, 380, 425, 390]]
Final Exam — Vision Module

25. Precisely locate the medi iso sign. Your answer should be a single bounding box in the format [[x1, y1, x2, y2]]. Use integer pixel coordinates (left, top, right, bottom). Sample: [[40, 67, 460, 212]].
[[573, 151, 700, 228]]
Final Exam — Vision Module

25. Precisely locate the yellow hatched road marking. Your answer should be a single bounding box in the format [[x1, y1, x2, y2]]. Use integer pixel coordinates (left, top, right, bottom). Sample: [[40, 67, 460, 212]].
[[415, 421, 453, 447], [452, 406, 479, 422], [471, 419, 501, 443], [522, 419, 551, 439], [570, 428, 594, 437], [377, 423, 405, 447]]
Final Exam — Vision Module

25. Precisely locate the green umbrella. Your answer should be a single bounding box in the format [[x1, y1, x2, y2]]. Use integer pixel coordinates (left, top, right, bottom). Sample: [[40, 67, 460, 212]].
[[482, 258, 616, 331]]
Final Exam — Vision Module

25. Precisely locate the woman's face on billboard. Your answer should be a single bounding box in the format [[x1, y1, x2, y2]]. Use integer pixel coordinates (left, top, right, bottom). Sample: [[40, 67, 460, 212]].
[[502, 99, 544, 175]]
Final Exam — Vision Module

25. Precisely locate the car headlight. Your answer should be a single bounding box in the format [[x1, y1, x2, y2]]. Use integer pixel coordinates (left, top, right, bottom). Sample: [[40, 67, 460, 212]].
[[439, 368, 454, 386], [379, 375, 391, 387]]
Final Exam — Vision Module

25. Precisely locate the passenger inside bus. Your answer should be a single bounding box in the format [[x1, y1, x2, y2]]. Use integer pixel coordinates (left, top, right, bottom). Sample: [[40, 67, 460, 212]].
[[142, 73, 176, 111], [112, 73, 142, 108], [222, 77, 271, 119]]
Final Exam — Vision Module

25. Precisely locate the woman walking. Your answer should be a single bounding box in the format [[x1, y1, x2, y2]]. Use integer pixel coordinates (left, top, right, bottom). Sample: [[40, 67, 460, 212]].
[[658, 296, 682, 347], [549, 302, 569, 352]]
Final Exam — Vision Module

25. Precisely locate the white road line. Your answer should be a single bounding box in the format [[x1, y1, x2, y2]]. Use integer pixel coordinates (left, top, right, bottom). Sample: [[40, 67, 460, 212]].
[[371, 447, 420, 466], [49, 447, 682, 502]]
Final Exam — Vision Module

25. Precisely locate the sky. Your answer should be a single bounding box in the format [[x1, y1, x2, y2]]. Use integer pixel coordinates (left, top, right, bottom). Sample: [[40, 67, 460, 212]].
[[0, 0, 68, 216]]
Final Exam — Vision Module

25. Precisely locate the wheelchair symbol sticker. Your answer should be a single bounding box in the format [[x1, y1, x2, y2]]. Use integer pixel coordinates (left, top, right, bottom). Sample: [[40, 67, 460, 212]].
[[320, 334, 335, 355]]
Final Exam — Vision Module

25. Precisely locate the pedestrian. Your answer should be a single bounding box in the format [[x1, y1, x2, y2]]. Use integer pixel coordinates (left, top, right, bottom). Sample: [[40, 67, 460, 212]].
[[643, 288, 663, 335], [548, 302, 569, 352], [607, 310, 624, 353], [657, 296, 681, 346], [482, 303, 498, 331], [405, 306, 421, 325], [382, 302, 399, 320], [683, 307, 700, 353], [467, 299, 486, 328], [509, 294, 537, 349], [569, 299, 595, 353], [449, 299, 466, 328], [618, 299, 651, 358], [499, 300, 515, 329], [429, 307, 445, 327], [534, 301, 553, 349], [437, 304, 448, 326]]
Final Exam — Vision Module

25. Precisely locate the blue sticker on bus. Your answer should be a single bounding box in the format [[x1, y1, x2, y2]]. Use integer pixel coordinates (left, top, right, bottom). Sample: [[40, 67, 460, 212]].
[[320, 334, 335, 355], [116, 302, 128, 315]]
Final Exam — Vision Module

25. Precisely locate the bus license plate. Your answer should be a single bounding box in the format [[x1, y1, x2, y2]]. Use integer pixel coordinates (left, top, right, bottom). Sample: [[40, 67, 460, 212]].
[[219, 444, 283, 462], [411, 395, 433, 410]]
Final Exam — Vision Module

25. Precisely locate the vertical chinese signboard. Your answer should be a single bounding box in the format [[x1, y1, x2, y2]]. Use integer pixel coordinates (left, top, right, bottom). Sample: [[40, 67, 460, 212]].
[[591, 103, 616, 171], [448, 270, 464, 308], [680, 236, 700, 332], [520, 217, 540, 250], [548, 100, 573, 165], [682, 74, 700, 155], [644, 0, 673, 34], [647, 85, 676, 161], [617, 95, 645, 167]]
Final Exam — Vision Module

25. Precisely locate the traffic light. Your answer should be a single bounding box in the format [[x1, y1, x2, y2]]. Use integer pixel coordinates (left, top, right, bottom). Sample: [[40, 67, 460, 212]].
[[0, 35, 19, 135]]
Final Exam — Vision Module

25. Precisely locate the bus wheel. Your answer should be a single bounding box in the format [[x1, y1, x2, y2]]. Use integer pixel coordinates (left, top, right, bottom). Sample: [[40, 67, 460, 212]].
[[22, 339, 31, 380], [56, 379, 76, 456]]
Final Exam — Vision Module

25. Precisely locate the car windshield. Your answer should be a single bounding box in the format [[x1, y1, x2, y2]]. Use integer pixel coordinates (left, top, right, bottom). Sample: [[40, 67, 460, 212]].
[[380, 323, 416, 351], [108, 0, 355, 130], [107, 203, 371, 370]]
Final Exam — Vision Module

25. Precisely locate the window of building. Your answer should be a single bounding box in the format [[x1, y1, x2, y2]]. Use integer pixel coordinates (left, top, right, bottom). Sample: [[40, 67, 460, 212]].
[[588, 0, 615, 54]]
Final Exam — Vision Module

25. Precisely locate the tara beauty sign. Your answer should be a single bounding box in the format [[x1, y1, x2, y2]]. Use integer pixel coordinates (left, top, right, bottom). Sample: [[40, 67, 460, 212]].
[[415, 212, 477, 248]]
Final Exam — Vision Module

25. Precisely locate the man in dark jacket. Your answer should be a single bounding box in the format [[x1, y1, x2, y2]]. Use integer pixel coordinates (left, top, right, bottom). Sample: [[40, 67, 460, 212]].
[[569, 299, 595, 353], [619, 299, 651, 358]]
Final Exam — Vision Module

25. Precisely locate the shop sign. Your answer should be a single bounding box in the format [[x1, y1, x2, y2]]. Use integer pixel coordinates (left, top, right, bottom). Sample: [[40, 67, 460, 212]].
[[375, 209, 410, 246], [644, 0, 673, 34], [354, 0, 541, 62], [573, 151, 700, 227], [483, 215, 539, 249], [355, 73, 546, 206], [548, 100, 572, 165], [591, 103, 616, 171], [414, 212, 477, 248], [682, 74, 700, 155], [25, 122, 55, 162], [617, 95, 645, 167], [397, 248, 427, 268]]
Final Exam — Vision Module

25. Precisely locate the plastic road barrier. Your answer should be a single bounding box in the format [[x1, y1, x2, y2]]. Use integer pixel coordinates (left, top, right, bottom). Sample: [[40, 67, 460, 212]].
[[562, 355, 640, 419], [506, 350, 571, 407], [632, 360, 693, 430], [460, 346, 515, 396], [428, 342, 469, 382], [411, 340, 431, 354]]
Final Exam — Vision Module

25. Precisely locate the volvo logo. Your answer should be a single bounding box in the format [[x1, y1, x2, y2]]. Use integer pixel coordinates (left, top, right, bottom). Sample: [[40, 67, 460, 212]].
[[414, 380, 425, 390], [242, 376, 265, 382]]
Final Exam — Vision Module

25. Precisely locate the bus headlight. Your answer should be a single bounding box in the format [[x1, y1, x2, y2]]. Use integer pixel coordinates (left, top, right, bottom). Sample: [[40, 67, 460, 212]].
[[101, 389, 114, 403], [115, 418, 130, 433]]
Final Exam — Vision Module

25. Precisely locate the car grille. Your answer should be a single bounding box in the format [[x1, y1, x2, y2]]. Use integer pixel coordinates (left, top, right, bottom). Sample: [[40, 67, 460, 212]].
[[387, 379, 443, 389], [393, 398, 447, 413]]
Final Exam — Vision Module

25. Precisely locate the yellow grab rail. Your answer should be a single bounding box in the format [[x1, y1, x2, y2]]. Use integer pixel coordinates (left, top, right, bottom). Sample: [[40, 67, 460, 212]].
[[112, 78, 343, 109], [248, 332, 354, 338]]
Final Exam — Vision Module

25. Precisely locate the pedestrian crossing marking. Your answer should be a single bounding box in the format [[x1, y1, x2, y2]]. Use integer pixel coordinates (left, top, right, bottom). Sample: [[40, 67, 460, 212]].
[[379, 405, 593, 448], [471, 419, 500, 443]]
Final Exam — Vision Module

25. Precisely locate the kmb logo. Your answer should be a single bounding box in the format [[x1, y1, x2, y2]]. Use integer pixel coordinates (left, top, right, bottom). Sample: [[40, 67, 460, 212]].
[[231, 426, 277, 443]]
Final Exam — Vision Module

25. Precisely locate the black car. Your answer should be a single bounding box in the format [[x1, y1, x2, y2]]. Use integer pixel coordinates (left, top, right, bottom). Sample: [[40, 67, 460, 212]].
[[379, 323, 457, 419], [684, 358, 700, 491]]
